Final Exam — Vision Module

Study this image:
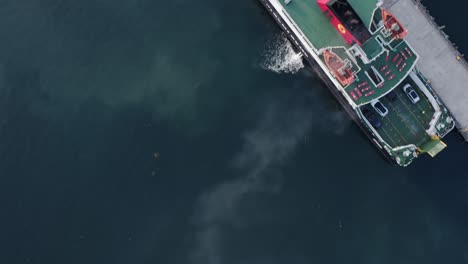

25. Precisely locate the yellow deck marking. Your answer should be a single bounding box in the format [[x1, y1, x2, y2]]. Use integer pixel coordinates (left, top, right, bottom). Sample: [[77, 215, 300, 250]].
[[413, 86, 438, 123], [412, 88, 435, 121], [415, 96, 433, 120]]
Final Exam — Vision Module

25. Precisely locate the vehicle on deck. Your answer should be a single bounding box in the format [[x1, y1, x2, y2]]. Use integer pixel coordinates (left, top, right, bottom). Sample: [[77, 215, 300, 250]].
[[371, 100, 388, 117], [403, 84, 420, 104], [260, 0, 456, 166], [361, 106, 382, 129], [367, 113, 382, 129]]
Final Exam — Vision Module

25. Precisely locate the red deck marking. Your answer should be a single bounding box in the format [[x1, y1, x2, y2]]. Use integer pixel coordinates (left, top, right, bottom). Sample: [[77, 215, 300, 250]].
[[365, 90, 375, 97], [377, 82, 385, 88], [399, 62, 407, 72], [380, 65, 388, 71], [388, 74, 395, 80], [385, 50, 390, 62], [384, 69, 392, 76], [400, 51, 408, 60], [396, 58, 403, 67], [392, 54, 400, 63], [358, 82, 367, 88], [350, 91, 358, 101], [361, 86, 371, 92], [405, 47, 412, 56], [354, 87, 363, 97]]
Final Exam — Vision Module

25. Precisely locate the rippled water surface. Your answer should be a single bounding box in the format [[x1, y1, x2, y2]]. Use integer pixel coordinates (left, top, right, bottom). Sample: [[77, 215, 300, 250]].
[[0, 0, 468, 263]]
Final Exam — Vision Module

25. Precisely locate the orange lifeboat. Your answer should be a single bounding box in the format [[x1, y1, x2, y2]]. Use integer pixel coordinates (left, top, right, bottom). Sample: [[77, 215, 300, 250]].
[[382, 8, 407, 39], [323, 50, 355, 86]]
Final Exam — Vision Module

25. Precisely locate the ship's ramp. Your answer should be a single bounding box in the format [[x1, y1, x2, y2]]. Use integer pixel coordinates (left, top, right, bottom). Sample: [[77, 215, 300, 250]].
[[384, 0, 468, 141]]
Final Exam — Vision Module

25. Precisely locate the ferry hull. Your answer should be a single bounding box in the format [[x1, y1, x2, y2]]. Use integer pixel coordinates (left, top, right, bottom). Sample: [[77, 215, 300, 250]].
[[257, 0, 394, 163]]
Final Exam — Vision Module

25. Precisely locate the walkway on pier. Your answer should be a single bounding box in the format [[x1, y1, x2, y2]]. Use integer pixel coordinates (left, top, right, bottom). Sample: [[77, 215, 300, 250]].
[[384, 0, 468, 141]]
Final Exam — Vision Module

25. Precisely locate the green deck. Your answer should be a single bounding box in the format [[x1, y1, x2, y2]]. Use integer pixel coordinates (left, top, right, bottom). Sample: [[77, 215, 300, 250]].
[[376, 80, 434, 148], [344, 41, 418, 105], [279, 0, 378, 49], [280, 0, 418, 104], [348, 0, 376, 27], [275, 0, 450, 164]]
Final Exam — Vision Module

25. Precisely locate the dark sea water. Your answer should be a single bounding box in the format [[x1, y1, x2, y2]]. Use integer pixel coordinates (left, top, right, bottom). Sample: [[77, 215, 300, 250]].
[[0, 0, 467, 263]]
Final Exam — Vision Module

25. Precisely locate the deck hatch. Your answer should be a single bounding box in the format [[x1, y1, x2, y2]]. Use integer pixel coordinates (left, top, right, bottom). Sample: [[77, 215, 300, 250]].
[[365, 66, 384, 87]]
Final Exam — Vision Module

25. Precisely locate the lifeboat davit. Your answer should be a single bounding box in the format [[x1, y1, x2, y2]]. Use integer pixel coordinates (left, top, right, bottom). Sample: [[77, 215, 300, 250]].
[[382, 8, 407, 39], [323, 50, 355, 86]]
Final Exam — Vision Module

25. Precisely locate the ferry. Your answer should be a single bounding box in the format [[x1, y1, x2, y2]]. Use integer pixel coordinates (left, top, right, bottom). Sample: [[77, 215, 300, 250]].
[[258, 0, 456, 166]]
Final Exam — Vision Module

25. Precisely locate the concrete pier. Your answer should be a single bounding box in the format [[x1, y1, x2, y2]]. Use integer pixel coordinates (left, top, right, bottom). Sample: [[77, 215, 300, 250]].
[[384, 0, 468, 141]]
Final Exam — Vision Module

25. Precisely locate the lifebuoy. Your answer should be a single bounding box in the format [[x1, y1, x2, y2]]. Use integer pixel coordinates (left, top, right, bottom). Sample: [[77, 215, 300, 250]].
[[337, 24, 346, 34]]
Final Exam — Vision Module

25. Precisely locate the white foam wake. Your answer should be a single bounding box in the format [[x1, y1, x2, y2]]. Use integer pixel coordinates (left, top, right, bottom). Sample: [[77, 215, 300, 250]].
[[261, 33, 304, 74]]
